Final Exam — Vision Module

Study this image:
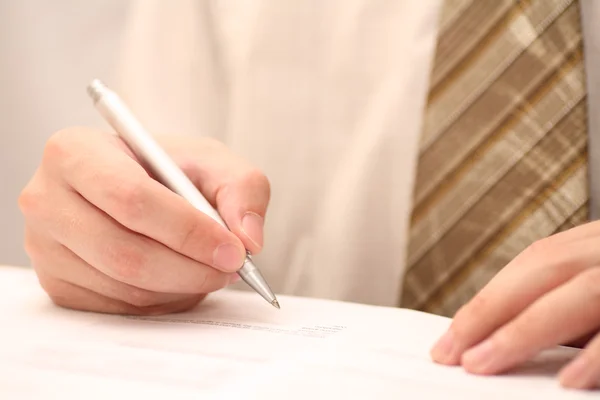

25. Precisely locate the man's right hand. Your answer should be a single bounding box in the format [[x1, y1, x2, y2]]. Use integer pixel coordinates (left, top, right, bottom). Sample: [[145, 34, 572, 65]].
[[18, 127, 271, 315]]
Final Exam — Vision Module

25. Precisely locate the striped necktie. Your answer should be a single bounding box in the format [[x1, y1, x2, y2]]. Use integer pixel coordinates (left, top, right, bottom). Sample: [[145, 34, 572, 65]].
[[401, 0, 590, 317]]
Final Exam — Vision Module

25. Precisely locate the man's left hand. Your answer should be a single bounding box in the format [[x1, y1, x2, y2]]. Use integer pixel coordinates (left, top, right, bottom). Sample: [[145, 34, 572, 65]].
[[431, 220, 600, 390]]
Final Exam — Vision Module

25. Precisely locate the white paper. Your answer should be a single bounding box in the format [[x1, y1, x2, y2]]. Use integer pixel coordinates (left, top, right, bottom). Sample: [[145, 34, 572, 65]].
[[0, 266, 593, 399]]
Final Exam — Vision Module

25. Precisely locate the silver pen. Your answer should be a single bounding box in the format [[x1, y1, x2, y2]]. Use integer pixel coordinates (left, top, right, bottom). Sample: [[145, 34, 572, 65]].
[[87, 79, 280, 309]]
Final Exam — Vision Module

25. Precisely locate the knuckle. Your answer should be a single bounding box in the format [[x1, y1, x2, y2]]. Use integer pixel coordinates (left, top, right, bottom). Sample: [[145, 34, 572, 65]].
[[244, 168, 271, 195], [18, 185, 42, 217], [43, 128, 95, 169], [105, 242, 147, 281], [43, 127, 106, 175], [521, 238, 554, 263], [494, 322, 529, 350], [451, 294, 488, 338], [43, 129, 75, 162], [455, 293, 487, 323]]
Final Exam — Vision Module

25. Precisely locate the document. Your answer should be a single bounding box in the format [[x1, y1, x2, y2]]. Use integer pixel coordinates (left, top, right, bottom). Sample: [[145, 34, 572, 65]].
[[0, 265, 593, 399]]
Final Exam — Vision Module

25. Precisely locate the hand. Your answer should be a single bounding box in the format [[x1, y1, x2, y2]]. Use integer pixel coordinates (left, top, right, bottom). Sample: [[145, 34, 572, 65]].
[[19, 128, 270, 315], [430, 221, 600, 389]]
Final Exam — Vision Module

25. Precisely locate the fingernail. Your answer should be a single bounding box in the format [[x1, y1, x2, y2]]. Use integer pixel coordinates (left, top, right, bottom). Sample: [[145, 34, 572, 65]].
[[462, 339, 497, 374], [242, 212, 264, 248], [431, 330, 460, 364], [560, 356, 593, 389], [228, 274, 241, 285], [213, 244, 244, 271]]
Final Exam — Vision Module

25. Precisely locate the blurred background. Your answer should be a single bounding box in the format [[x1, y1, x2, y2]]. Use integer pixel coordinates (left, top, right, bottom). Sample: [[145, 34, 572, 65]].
[[0, 1, 130, 266]]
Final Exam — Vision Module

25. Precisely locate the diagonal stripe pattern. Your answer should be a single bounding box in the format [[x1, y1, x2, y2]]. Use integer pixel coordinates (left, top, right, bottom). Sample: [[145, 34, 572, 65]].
[[401, 0, 590, 317]]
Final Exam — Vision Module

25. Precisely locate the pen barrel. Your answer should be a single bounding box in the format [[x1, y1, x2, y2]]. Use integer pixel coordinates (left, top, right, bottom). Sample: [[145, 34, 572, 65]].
[[92, 87, 227, 228], [88, 80, 278, 307]]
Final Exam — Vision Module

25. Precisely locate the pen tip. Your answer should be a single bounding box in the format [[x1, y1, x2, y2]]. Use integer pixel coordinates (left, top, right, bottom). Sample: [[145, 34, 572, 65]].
[[271, 300, 280, 309]]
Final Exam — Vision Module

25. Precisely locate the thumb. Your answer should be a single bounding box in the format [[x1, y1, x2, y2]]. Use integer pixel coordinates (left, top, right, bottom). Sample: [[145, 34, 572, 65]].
[[156, 135, 270, 255], [214, 170, 270, 255]]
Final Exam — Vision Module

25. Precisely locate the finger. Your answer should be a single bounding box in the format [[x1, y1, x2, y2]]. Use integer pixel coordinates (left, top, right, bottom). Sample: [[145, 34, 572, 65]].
[[35, 269, 204, 316], [461, 267, 600, 376], [431, 236, 600, 365], [560, 331, 600, 390], [539, 220, 600, 247], [157, 135, 270, 254], [26, 179, 233, 294], [212, 171, 270, 254], [24, 227, 194, 307], [565, 331, 596, 349], [43, 128, 246, 272]]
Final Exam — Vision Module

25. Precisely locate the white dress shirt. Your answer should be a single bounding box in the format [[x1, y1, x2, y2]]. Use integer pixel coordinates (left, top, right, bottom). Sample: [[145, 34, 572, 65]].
[[1, 0, 443, 306], [116, 0, 443, 306]]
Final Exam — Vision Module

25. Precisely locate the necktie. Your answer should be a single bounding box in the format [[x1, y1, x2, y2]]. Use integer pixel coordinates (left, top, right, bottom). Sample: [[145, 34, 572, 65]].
[[401, 0, 589, 317]]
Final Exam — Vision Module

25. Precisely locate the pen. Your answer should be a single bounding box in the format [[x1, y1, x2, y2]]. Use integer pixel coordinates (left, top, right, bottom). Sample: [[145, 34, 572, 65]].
[[87, 79, 280, 309]]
